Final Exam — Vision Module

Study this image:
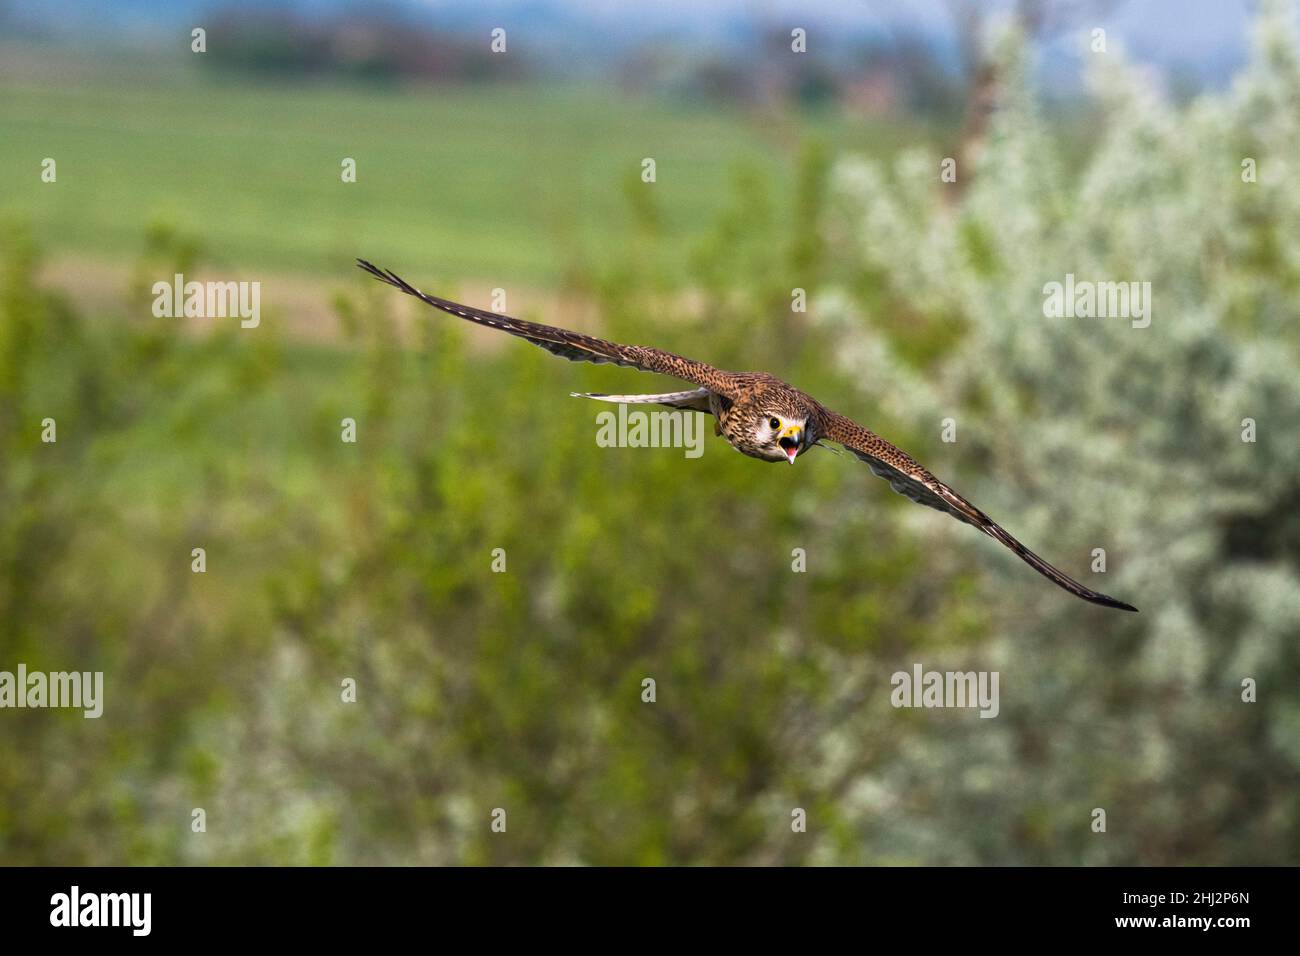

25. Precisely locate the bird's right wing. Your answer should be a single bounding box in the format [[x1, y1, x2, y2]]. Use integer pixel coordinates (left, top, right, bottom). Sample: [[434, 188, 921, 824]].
[[357, 260, 739, 397], [820, 408, 1138, 612]]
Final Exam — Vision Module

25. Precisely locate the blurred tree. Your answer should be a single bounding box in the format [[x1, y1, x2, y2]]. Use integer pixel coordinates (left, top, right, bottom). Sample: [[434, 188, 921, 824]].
[[817, 0, 1300, 863]]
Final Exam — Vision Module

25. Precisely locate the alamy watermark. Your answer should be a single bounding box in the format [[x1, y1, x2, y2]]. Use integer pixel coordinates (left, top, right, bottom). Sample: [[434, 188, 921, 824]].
[[1042, 273, 1151, 329], [152, 273, 260, 328], [595, 406, 705, 459], [0, 663, 103, 718], [890, 664, 999, 718], [50, 886, 150, 936]]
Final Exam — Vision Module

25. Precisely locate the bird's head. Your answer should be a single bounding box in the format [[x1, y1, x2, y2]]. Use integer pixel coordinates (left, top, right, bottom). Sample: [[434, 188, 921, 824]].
[[755, 408, 809, 464]]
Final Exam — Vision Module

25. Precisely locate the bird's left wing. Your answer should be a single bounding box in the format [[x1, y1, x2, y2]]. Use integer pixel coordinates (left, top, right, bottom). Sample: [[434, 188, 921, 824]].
[[820, 408, 1138, 612], [357, 260, 739, 397]]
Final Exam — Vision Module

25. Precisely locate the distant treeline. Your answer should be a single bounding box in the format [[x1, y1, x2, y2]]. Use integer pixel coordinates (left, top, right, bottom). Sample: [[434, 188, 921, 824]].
[[198, 4, 961, 116], [203, 7, 533, 83]]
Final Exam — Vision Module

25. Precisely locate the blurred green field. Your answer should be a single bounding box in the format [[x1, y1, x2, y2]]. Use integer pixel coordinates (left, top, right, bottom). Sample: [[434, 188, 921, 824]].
[[0, 52, 928, 285]]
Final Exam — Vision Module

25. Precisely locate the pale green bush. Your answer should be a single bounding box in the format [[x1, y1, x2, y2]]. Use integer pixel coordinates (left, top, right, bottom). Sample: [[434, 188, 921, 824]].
[[814, 0, 1300, 863]]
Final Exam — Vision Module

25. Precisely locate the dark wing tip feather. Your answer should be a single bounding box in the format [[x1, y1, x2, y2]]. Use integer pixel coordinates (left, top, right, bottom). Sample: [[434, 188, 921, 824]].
[[356, 259, 422, 297], [979, 513, 1138, 612], [356, 258, 391, 284], [1094, 594, 1139, 612], [1061, 582, 1138, 612]]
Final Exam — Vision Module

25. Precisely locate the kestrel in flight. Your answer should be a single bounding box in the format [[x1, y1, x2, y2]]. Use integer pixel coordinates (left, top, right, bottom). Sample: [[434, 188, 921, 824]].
[[358, 260, 1138, 612]]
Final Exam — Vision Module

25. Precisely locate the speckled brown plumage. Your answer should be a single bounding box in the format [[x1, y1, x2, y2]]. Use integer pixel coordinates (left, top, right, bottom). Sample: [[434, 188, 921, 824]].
[[359, 260, 1138, 612]]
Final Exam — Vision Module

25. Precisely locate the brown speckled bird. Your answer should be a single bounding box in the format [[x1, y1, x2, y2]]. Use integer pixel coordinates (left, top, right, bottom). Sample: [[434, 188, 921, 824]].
[[358, 260, 1138, 612]]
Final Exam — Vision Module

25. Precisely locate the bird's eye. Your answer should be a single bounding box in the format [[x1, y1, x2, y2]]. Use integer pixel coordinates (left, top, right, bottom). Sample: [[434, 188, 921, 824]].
[[768, 417, 780, 430]]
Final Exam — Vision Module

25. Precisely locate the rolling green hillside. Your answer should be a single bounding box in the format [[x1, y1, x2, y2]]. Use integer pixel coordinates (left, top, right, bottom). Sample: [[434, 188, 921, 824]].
[[0, 55, 925, 285]]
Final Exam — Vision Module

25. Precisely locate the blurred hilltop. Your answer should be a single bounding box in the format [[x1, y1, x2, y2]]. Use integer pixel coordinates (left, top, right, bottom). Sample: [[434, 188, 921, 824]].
[[0, 0, 1272, 106]]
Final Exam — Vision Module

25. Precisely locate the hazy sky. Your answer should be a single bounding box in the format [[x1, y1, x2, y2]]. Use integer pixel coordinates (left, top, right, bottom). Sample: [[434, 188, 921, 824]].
[[10, 0, 1276, 87]]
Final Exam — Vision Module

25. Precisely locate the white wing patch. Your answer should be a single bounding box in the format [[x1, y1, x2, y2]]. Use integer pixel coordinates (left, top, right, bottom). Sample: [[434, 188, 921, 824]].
[[570, 388, 713, 411]]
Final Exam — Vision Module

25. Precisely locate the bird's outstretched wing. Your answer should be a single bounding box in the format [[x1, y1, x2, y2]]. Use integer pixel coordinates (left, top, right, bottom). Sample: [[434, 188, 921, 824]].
[[357, 260, 738, 397], [820, 408, 1138, 612]]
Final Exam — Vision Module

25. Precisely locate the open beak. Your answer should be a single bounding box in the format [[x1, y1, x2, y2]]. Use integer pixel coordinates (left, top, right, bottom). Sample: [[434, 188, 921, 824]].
[[778, 425, 802, 464]]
